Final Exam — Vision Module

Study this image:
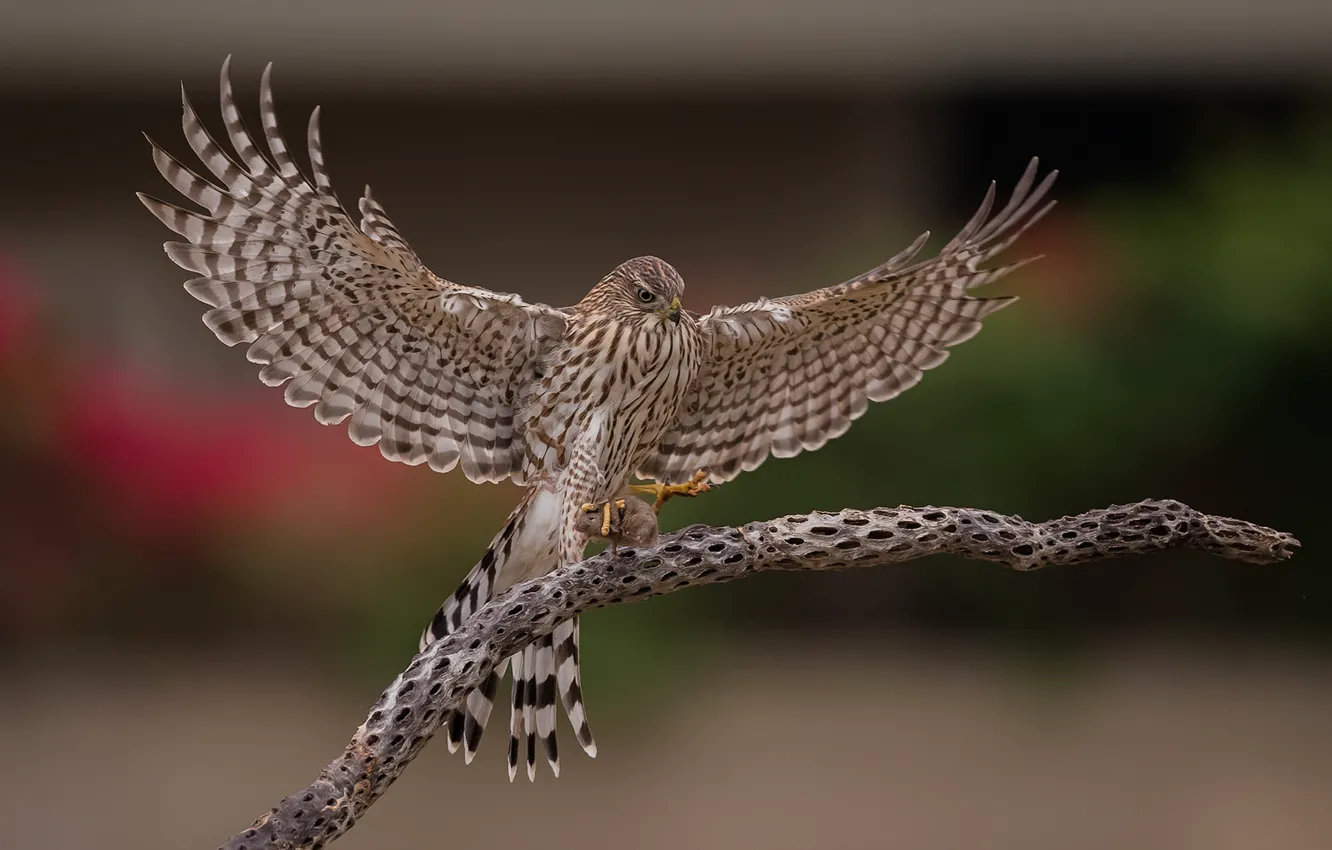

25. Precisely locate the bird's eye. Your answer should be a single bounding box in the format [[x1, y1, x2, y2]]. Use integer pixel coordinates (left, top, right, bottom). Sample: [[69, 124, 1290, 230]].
[[636, 287, 655, 303]]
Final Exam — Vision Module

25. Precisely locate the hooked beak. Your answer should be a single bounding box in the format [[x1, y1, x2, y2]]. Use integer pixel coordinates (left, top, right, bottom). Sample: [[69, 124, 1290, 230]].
[[665, 295, 682, 324]]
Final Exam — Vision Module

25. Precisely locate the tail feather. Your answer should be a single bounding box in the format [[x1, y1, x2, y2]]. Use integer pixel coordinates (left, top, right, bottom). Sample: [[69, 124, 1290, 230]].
[[523, 644, 538, 781], [463, 659, 507, 764], [419, 486, 595, 776], [420, 496, 526, 756], [554, 619, 597, 756], [507, 649, 525, 782], [445, 710, 464, 754], [534, 636, 560, 776]]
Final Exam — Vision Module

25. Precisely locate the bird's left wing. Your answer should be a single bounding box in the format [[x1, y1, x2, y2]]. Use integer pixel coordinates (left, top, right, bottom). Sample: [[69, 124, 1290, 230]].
[[637, 159, 1056, 485], [139, 59, 568, 483]]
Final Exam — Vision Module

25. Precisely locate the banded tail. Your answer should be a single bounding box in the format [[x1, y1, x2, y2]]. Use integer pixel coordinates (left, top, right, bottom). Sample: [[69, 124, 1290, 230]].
[[419, 487, 596, 780]]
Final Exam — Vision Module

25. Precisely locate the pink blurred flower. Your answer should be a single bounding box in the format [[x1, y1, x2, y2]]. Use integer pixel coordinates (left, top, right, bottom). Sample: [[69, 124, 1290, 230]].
[[0, 258, 39, 365], [0, 255, 433, 550], [53, 361, 433, 543]]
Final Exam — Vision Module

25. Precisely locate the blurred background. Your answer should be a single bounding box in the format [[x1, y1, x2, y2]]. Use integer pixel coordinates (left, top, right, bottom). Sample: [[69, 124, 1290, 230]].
[[2, 2, 1330, 848]]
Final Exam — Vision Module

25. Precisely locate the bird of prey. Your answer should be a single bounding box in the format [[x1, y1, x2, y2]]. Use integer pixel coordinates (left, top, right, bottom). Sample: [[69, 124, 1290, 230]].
[[139, 58, 1056, 781]]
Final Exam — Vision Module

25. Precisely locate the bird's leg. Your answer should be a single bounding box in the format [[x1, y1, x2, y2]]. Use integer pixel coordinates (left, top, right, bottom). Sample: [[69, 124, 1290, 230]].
[[629, 469, 712, 513]]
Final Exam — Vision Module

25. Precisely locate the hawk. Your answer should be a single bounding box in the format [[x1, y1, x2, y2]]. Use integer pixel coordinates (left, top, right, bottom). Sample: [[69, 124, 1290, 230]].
[[139, 58, 1056, 781]]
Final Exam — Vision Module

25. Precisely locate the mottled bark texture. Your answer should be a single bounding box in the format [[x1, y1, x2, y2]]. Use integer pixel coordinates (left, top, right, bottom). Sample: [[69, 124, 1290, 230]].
[[221, 499, 1298, 850]]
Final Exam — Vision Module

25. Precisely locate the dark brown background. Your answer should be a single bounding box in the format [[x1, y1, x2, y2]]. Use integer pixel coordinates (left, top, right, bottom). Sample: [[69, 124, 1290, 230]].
[[2, 2, 1330, 848]]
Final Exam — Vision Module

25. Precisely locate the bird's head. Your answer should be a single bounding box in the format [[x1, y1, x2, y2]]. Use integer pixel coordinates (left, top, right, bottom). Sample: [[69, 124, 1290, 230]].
[[589, 256, 686, 325]]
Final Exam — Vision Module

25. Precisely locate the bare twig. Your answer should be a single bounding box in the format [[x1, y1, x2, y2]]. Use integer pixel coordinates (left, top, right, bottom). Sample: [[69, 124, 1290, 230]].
[[219, 499, 1297, 850]]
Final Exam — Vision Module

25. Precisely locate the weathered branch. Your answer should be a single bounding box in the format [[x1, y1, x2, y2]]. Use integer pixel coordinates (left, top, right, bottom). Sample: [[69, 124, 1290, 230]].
[[220, 499, 1297, 850]]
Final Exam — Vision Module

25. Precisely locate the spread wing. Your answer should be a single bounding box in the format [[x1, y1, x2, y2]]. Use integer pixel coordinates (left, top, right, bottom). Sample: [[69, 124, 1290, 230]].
[[139, 58, 567, 483], [638, 158, 1056, 485]]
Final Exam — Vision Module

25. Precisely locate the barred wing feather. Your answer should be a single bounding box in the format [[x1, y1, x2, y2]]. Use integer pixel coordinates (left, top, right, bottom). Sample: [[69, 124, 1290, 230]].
[[638, 158, 1056, 485], [139, 58, 566, 483]]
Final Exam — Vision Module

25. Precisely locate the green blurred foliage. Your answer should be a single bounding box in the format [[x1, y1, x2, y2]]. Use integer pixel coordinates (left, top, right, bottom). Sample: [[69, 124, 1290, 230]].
[[333, 117, 1332, 705], [8, 115, 1327, 713]]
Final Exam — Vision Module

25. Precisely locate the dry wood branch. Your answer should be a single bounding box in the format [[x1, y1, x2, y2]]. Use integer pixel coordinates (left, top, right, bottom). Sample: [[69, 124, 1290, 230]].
[[220, 499, 1297, 850]]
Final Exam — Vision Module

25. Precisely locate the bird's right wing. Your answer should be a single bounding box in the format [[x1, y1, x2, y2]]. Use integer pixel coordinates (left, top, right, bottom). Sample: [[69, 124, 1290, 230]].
[[638, 159, 1056, 485], [140, 58, 567, 483]]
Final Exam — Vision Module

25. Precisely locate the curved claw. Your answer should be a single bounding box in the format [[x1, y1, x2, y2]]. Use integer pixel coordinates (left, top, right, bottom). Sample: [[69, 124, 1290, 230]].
[[630, 468, 713, 512]]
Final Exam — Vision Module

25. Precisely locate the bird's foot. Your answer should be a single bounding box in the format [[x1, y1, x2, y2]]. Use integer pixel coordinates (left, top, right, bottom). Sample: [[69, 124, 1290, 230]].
[[575, 497, 660, 552], [578, 499, 627, 537], [630, 469, 712, 513]]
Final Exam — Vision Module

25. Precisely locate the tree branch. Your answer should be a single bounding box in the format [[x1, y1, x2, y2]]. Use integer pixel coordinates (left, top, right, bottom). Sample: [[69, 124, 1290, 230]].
[[220, 499, 1297, 850]]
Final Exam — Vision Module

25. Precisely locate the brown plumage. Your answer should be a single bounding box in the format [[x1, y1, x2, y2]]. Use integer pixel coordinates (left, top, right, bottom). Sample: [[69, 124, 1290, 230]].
[[139, 57, 1056, 781]]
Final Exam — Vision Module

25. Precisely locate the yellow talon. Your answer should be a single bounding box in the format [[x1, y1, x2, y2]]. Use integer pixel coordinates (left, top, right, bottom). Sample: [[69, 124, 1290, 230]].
[[579, 499, 632, 538], [630, 469, 712, 513]]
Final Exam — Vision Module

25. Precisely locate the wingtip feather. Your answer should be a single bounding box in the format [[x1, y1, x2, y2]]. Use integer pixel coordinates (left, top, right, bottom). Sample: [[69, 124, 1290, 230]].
[[162, 240, 197, 270]]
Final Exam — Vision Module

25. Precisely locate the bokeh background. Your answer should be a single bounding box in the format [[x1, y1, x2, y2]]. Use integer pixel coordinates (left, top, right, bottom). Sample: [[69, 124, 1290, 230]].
[[2, 3, 1331, 848]]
